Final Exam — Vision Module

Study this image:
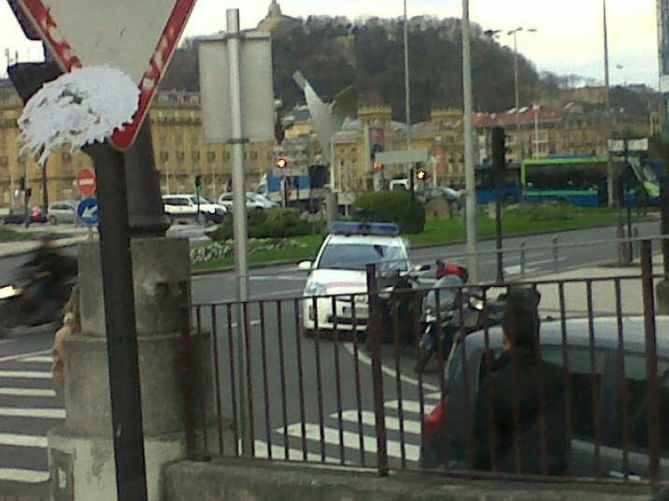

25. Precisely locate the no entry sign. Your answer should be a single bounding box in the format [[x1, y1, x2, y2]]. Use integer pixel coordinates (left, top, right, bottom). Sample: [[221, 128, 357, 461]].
[[76, 168, 96, 197], [16, 0, 197, 150]]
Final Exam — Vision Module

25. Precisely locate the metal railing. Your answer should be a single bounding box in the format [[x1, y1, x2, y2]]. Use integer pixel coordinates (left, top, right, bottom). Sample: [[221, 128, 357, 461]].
[[183, 239, 668, 493], [424, 230, 669, 281]]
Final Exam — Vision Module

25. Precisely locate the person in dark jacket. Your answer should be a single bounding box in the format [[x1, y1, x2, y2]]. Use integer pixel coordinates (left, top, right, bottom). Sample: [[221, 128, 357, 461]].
[[472, 287, 568, 475]]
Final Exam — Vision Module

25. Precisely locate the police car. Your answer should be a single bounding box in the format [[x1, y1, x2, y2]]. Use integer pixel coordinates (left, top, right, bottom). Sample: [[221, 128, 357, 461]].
[[299, 221, 413, 334]]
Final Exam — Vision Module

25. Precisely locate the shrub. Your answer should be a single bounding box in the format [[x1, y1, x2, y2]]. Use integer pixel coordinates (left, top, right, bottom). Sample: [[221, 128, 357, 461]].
[[207, 208, 316, 241], [352, 191, 426, 233]]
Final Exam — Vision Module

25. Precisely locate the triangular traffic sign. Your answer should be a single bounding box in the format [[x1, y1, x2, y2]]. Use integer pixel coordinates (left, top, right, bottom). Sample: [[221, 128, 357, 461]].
[[17, 0, 197, 150]]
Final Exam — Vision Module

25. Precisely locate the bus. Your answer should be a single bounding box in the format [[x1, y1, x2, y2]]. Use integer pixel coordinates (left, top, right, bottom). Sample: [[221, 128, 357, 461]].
[[475, 163, 522, 204], [520, 156, 665, 207]]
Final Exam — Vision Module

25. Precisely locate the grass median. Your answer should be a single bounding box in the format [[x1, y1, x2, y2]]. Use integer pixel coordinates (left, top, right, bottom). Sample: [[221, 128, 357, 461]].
[[192, 206, 651, 271], [0, 226, 28, 242]]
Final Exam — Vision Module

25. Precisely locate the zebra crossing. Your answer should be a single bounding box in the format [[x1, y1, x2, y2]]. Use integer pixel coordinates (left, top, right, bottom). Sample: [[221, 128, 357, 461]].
[[250, 391, 444, 466], [0, 352, 60, 487]]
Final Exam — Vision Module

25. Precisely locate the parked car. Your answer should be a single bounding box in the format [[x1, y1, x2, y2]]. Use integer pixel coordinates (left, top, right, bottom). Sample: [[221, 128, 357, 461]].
[[218, 192, 279, 212], [2, 206, 46, 225], [421, 316, 669, 480], [162, 195, 227, 224], [47, 201, 78, 225]]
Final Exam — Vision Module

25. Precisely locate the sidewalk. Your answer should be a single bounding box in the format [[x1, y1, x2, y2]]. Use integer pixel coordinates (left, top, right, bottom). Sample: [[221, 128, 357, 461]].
[[519, 256, 663, 318]]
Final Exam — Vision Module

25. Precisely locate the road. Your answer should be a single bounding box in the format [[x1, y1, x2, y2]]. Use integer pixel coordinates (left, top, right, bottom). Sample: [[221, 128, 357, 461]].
[[0, 220, 660, 496]]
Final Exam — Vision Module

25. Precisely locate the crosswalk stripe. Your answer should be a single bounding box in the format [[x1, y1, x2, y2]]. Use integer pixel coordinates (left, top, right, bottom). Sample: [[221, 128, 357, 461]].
[[285, 423, 420, 461], [20, 356, 53, 363], [0, 388, 56, 397], [0, 433, 47, 448], [385, 399, 440, 414], [0, 407, 64, 419], [252, 440, 340, 464], [337, 410, 422, 435], [0, 371, 52, 379], [0, 468, 49, 484]]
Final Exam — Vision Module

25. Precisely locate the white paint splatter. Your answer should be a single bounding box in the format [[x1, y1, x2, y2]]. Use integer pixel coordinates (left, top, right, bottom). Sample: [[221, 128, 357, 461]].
[[17, 66, 139, 166]]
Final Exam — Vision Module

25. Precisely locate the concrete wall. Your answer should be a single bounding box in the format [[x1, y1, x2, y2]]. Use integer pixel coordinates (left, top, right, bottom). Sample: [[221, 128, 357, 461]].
[[164, 460, 652, 501]]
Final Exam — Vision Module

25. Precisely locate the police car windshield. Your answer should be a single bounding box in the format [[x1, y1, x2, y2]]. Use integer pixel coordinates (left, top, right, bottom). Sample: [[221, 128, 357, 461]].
[[318, 243, 407, 271]]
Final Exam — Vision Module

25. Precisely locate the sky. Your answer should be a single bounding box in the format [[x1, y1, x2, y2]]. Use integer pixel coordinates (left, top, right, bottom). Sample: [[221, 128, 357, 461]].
[[0, 0, 661, 88]]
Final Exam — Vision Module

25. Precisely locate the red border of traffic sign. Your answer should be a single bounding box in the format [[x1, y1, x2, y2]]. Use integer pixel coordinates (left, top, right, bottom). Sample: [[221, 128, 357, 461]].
[[17, 0, 197, 151]]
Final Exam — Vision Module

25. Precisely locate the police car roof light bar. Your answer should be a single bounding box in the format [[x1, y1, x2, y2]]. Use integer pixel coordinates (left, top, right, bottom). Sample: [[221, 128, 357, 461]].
[[331, 221, 400, 237]]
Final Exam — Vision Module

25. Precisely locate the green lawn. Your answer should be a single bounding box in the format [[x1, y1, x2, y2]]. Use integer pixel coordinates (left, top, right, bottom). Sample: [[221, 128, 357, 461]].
[[193, 207, 649, 271], [0, 226, 27, 242]]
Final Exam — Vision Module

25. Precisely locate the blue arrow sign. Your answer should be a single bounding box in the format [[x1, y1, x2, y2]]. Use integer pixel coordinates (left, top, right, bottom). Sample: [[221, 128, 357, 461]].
[[77, 198, 99, 226]]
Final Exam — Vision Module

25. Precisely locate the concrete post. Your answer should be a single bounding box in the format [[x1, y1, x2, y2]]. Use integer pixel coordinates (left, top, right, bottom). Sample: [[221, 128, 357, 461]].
[[47, 238, 215, 500]]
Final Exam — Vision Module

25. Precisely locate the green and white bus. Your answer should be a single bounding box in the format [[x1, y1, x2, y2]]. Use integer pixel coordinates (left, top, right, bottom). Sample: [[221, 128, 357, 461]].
[[521, 156, 664, 207]]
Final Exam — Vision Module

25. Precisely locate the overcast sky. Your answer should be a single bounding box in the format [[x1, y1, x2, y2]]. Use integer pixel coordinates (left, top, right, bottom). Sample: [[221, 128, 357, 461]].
[[0, 0, 660, 88]]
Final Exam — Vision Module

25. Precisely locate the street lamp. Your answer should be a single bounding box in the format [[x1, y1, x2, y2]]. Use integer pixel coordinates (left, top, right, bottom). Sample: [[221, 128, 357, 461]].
[[404, 0, 411, 151], [507, 27, 537, 161], [462, 0, 478, 283]]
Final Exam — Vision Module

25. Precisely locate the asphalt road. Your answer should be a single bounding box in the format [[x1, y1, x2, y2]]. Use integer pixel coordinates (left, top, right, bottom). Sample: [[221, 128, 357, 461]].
[[0, 220, 660, 497]]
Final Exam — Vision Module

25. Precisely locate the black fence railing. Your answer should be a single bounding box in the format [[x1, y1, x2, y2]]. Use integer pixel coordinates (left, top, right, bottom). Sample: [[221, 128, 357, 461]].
[[183, 239, 668, 493]]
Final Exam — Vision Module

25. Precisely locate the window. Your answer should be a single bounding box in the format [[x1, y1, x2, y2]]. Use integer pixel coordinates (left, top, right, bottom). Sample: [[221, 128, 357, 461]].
[[317, 243, 408, 272], [207, 151, 216, 162], [192, 151, 200, 162], [176, 151, 185, 162]]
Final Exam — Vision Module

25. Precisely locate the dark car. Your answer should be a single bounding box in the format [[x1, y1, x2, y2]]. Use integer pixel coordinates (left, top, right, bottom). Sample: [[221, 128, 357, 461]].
[[2, 206, 46, 225], [421, 317, 669, 481]]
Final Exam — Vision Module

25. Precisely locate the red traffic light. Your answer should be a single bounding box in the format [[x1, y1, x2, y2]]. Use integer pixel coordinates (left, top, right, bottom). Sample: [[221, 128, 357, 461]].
[[276, 158, 288, 169]]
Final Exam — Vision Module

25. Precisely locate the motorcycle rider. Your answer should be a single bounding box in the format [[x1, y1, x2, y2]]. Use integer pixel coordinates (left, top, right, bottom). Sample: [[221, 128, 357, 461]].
[[471, 287, 568, 475], [21, 235, 77, 318]]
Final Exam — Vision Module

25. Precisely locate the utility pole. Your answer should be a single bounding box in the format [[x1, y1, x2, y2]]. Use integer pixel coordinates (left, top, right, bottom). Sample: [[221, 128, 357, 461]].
[[462, 0, 478, 283], [603, 0, 615, 207], [512, 30, 521, 159], [404, 0, 413, 188], [227, 8, 251, 455], [507, 27, 537, 162]]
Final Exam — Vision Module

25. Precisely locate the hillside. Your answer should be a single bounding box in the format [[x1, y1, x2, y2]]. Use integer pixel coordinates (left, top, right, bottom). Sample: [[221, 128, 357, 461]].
[[160, 15, 561, 122]]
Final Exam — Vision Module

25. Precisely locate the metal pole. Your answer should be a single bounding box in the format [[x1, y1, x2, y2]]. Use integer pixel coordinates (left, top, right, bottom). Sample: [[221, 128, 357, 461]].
[[513, 31, 521, 160], [495, 163, 504, 284], [462, 0, 478, 283], [603, 0, 615, 207], [404, 0, 411, 152], [41, 164, 48, 215], [90, 143, 148, 501], [533, 105, 540, 158], [227, 8, 251, 456]]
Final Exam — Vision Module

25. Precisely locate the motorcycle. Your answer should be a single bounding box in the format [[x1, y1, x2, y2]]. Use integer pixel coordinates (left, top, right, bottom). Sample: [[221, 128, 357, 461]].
[[0, 259, 77, 338], [414, 274, 506, 374]]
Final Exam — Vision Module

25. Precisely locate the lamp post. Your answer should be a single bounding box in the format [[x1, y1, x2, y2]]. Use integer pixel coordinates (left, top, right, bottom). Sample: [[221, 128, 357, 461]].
[[603, 0, 615, 206], [463, 0, 478, 283], [403, 0, 413, 191], [507, 27, 537, 161]]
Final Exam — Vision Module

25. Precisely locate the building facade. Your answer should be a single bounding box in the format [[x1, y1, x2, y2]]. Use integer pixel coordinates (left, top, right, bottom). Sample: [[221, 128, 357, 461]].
[[0, 75, 657, 208]]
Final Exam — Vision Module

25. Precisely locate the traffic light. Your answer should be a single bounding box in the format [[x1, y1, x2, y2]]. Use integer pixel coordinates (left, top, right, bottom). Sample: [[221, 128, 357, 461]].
[[18, 176, 25, 192], [195, 175, 202, 189], [492, 126, 507, 173], [276, 157, 288, 169], [416, 165, 427, 181]]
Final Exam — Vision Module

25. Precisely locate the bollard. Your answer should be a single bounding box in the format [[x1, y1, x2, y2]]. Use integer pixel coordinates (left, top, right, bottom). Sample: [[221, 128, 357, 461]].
[[520, 241, 526, 279], [552, 236, 559, 273]]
